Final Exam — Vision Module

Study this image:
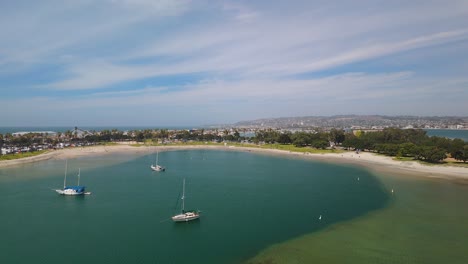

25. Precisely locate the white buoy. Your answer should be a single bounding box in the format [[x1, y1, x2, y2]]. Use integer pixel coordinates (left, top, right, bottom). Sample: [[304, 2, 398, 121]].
[[357, 177, 360, 181], [391, 189, 394, 194], [319, 215, 322, 220]]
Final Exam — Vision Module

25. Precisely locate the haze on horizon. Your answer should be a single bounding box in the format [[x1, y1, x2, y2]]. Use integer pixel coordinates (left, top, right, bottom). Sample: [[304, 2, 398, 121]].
[[1, 0, 468, 127]]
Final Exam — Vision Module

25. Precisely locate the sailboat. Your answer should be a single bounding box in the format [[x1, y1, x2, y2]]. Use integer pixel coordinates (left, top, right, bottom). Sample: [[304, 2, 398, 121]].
[[172, 178, 200, 222], [151, 151, 165, 171], [55, 161, 91, 195]]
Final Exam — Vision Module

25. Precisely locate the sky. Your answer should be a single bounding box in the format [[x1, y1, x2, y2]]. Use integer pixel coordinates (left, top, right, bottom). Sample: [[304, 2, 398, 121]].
[[1, 0, 468, 127]]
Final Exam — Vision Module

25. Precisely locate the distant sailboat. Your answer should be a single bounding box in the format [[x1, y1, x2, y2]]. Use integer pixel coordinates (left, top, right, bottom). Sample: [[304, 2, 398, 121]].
[[172, 178, 200, 222], [55, 161, 91, 195], [151, 151, 165, 172]]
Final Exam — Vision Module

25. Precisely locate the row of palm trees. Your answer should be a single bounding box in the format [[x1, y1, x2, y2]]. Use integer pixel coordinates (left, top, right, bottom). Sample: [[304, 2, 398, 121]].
[[1, 127, 255, 147]]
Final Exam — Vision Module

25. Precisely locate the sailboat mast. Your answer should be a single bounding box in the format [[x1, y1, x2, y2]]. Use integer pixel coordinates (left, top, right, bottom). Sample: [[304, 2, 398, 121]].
[[77, 168, 81, 186], [182, 178, 185, 212], [63, 160, 68, 188]]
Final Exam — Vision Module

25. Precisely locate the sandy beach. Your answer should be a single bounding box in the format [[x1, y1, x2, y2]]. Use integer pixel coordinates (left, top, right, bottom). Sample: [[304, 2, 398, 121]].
[[1, 143, 467, 182]]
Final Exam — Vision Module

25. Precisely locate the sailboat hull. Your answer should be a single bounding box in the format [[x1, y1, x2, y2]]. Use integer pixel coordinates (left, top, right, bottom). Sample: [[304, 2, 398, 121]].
[[55, 189, 85, 195], [151, 165, 165, 171], [151, 151, 165, 171], [172, 212, 200, 222]]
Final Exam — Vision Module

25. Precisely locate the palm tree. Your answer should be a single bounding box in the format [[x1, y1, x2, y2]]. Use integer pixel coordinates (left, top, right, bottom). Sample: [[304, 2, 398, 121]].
[[64, 130, 72, 141], [5, 133, 12, 142], [0, 133, 3, 150]]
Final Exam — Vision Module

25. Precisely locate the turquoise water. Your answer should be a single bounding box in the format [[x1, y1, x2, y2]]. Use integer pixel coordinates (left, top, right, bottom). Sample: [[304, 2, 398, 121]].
[[425, 129, 468, 141], [0, 150, 388, 263], [248, 165, 468, 263]]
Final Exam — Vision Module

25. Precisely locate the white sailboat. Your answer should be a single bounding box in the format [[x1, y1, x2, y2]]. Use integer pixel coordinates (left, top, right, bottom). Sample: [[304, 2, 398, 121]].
[[55, 161, 91, 195], [172, 178, 200, 222], [151, 151, 165, 171]]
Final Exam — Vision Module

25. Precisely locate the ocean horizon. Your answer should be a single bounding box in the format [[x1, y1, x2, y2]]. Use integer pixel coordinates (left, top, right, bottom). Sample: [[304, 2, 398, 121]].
[[0, 126, 201, 134]]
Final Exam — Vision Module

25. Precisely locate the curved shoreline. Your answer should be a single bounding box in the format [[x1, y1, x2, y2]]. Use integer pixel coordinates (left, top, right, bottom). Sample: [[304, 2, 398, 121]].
[[1, 143, 467, 183]]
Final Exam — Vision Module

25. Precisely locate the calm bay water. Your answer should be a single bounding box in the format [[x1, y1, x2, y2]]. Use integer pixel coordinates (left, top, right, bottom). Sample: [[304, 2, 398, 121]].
[[425, 129, 468, 141], [0, 150, 388, 264], [248, 163, 468, 264]]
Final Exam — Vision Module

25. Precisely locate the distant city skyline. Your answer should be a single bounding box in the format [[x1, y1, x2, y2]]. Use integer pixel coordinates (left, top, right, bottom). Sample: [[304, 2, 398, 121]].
[[1, 0, 468, 126]]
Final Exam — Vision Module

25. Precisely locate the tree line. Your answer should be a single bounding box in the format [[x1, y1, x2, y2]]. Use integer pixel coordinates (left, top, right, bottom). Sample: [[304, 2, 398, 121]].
[[0, 129, 244, 146], [2, 128, 467, 163], [341, 128, 468, 163], [251, 128, 467, 163]]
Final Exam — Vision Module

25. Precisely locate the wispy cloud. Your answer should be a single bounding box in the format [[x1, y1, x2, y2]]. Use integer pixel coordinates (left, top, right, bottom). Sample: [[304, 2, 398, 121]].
[[0, 0, 190, 69], [1, 0, 467, 125], [3, 71, 467, 125], [42, 27, 468, 90]]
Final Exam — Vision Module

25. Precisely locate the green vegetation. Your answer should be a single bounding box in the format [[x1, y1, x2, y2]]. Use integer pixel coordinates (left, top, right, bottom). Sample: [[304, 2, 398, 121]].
[[0, 150, 48, 161], [101, 142, 118, 146], [127, 140, 343, 154], [234, 128, 466, 163], [342, 128, 468, 163], [393, 156, 468, 168], [2, 127, 466, 165], [253, 129, 339, 148], [257, 143, 343, 153]]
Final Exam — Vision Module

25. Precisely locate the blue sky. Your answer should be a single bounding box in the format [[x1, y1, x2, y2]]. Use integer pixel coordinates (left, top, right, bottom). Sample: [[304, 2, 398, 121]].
[[1, 0, 468, 126]]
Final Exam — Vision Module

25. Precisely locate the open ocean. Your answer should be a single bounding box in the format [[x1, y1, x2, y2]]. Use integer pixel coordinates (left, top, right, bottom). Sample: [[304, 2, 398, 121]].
[[0, 126, 196, 134], [1, 149, 467, 263]]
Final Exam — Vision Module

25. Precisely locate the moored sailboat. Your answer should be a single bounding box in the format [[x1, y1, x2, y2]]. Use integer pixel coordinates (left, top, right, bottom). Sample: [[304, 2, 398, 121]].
[[151, 151, 165, 171], [55, 161, 91, 195], [172, 178, 200, 222]]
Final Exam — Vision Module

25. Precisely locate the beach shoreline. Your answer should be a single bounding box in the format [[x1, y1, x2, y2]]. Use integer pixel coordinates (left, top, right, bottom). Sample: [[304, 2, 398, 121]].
[[1, 143, 467, 183]]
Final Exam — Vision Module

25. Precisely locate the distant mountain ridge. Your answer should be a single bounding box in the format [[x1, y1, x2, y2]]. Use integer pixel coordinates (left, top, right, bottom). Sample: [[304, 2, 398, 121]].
[[233, 115, 468, 129]]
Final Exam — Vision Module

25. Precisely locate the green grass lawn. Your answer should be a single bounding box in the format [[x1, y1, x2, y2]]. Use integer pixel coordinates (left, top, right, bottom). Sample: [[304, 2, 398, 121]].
[[100, 142, 118, 146], [258, 143, 344, 154], [393, 156, 468, 168], [0, 150, 49, 161], [127, 141, 344, 154]]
